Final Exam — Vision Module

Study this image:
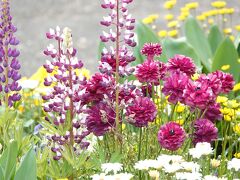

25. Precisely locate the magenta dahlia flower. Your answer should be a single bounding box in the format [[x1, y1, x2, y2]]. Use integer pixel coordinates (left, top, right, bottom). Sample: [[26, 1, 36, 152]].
[[126, 97, 157, 127], [158, 122, 186, 151], [162, 72, 189, 104], [203, 103, 222, 122], [141, 43, 162, 60], [183, 80, 215, 109], [85, 101, 116, 136], [136, 60, 161, 85], [167, 55, 196, 77], [212, 71, 234, 94], [193, 119, 218, 145]]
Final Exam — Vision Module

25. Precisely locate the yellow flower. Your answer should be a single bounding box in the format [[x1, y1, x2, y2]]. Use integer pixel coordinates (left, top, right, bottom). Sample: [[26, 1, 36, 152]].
[[164, 1, 176, 10], [185, 2, 199, 9], [234, 152, 240, 158], [167, 20, 179, 28], [168, 30, 178, 37], [176, 104, 185, 113], [76, 68, 90, 79], [197, 15, 206, 21], [180, 11, 190, 18], [216, 96, 228, 104], [178, 15, 187, 21], [223, 28, 232, 35], [191, 74, 200, 81], [229, 35, 235, 41], [208, 18, 214, 25], [142, 17, 154, 24], [181, 7, 189, 13], [175, 119, 184, 126], [233, 83, 240, 92], [223, 100, 239, 109], [18, 105, 24, 113], [221, 64, 230, 71], [235, 25, 240, 31], [165, 14, 174, 21], [211, 1, 226, 9], [158, 30, 167, 38], [149, 14, 159, 20], [233, 124, 240, 136], [211, 159, 221, 168], [226, 8, 234, 14]]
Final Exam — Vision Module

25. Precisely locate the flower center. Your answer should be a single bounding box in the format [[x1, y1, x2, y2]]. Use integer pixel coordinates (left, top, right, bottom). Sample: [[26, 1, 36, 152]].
[[169, 129, 175, 135]]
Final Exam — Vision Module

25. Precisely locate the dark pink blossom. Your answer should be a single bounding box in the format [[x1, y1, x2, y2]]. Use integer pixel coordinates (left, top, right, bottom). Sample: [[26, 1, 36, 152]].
[[86, 101, 116, 136], [193, 119, 218, 145], [141, 43, 162, 60], [183, 80, 215, 109], [203, 103, 222, 122], [162, 72, 189, 104], [167, 55, 196, 77], [126, 97, 157, 127], [158, 122, 186, 151], [212, 71, 234, 94], [136, 60, 161, 85]]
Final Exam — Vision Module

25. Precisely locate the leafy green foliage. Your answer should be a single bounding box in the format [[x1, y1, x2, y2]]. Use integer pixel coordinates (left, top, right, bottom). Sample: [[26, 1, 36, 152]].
[[208, 25, 224, 54], [184, 17, 212, 72], [212, 37, 240, 82]]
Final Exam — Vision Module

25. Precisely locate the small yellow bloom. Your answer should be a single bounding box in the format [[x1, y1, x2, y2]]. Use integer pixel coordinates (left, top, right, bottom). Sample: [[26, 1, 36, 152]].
[[235, 25, 240, 31], [223, 28, 232, 35], [167, 20, 179, 28], [181, 7, 189, 13], [226, 8, 234, 14], [233, 83, 240, 92], [168, 30, 178, 37], [18, 105, 24, 113], [122, 123, 126, 130], [149, 170, 159, 179], [224, 115, 232, 121], [211, 159, 221, 168], [208, 18, 214, 25], [191, 74, 200, 81], [234, 152, 240, 158], [165, 14, 174, 21], [221, 64, 230, 71], [197, 15, 206, 21], [178, 15, 187, 21], [175, 119, 184, 126], [223, 100, 239, 109], [216, 96, 228, 104], [181, 11, 190, 18], [211, 1, 227, 9], [158, 30, 167, 38], [185, 2, 199, 9], [176, 105, 185, 113], [148, 14, 159, 20], [142, 17, 154, 24], [229, 35, 235, 42], [233, 124, 240, 136], [164, 1, 176, 10]]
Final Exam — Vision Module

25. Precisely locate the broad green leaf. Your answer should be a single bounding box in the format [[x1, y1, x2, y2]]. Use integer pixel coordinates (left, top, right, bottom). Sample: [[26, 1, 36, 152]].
[[208, 25, 224, 54], [234, 33, 240, 57], [14, 149, 37, 180], [135, 21, 167, 64], [184, 17, 212, 72], [212, 37, 240, 82], [0, 166, 4, 180], [0, 141, 18, 180], [163, 37, 202, 70]]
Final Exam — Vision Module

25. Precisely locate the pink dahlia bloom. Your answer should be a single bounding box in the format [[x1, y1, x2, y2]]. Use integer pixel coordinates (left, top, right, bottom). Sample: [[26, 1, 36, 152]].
[[183, 80, 215, 109], [136, 60, 161, 85], [82, 73, 115, 104], [212, 71, 234, 94], [203, 103, 222, 122], [141, 43, 162, 60], [193, 119, 218, 145], [167, 55, 196, 77], [159, 62, 167, 80], [162, 72, 189, 104], [85, 101, 116, 136], [158, 122, 186, 151], [126, 97, 157, 127], [197, 73, 222, 95]]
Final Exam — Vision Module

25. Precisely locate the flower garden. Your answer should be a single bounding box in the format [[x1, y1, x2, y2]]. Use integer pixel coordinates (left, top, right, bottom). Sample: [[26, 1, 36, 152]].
[[0, 0, 240, 179]]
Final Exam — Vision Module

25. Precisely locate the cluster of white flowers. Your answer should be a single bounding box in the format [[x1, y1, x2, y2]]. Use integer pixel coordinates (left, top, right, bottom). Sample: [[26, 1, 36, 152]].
[[227, 158, 240, 171], [101, 163, 123, 174], [175, 172, 202, 180], [189, 142, 213, 159], [91, 173, 133, 180], [203, 175, 227, 180]]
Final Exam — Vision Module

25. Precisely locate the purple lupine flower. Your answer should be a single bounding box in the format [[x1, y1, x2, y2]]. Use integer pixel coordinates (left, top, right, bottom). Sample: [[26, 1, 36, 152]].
[[42, 27, 89, 160], [158, 122, 186, 151], [0, 0, 21, 106], [193, 119, 218, 145]]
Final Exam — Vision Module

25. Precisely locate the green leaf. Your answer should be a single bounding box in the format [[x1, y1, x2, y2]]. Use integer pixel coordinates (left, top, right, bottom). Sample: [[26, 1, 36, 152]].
[[212, 37, 240, 82], [184, 17, 212, 72], [0, 141, 18, 180], [234, 33, 240, 57], [0, 166, 4, 180], [163, 37, 202, 70], [14, 149, 37, 180], [134, 21, 167, 64], [208, 25, 224, 54]]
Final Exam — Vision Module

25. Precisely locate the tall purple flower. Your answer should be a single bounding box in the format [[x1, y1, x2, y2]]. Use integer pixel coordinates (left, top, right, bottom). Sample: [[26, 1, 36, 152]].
[[126, 97, 157, 127], [193, 119, 218, 145], [158, 122, 186, 151], [167, 55, 196, 77], [162, 72, 189, 104], [42, 27, 89, 160], [0, 0, 21, 106]]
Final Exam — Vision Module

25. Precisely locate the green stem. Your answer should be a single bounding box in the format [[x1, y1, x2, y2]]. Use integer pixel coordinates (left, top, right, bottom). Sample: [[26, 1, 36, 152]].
[[138, 128, 143, 161]]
